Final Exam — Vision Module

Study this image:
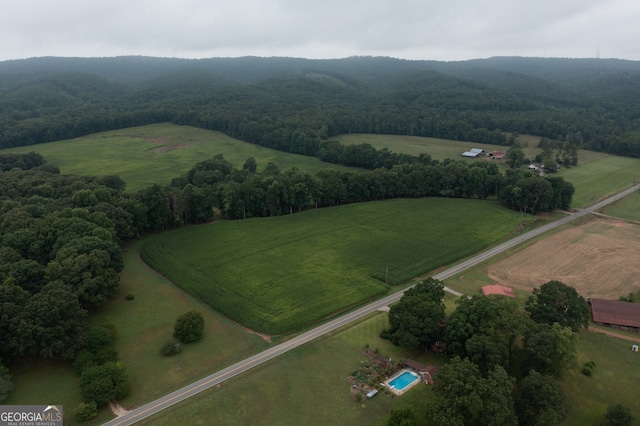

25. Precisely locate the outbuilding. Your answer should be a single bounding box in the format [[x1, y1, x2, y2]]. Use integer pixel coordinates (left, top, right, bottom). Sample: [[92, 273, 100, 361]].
[[461, 148, 484, 158], [590, 298, 640, 333], [482, 284, 515, 298]]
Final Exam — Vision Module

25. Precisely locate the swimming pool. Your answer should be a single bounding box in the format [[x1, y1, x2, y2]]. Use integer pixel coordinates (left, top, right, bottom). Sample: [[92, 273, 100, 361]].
[[388, 371, 419, 391]]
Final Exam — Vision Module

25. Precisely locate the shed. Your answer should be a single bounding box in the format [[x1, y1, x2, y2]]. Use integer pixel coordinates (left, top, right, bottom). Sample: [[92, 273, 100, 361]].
[[590, 298, 640, 333], [366, 389, 378, 398], [482, 284, 515, 298], [462, 148, 484, 158]]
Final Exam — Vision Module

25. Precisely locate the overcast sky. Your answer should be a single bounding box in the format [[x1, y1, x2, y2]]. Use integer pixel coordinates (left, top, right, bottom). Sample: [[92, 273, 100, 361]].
[[2, 0, 639, 62]]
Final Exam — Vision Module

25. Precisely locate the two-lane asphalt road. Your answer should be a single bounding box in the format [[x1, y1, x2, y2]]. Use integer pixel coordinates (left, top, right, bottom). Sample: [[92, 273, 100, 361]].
[[103, 183, 640, 425]]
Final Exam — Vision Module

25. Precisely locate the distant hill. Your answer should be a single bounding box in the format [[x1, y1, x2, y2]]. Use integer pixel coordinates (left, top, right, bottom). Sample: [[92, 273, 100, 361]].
[[1, 56, 639, 157]]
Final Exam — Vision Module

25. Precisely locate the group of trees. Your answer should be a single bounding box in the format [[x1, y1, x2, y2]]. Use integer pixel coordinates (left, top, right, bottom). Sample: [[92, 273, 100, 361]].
[[383, 279, 598, 425], [157, 150, 574, 224], [0, 153, 142, 405]]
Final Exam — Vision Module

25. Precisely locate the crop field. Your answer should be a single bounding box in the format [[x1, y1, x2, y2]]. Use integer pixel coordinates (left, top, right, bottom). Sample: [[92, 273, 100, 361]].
[[445, 215, 640, 302], [140, 198, 527, 334], [1, 123, 356, 191], [485, 216, 640, 300]]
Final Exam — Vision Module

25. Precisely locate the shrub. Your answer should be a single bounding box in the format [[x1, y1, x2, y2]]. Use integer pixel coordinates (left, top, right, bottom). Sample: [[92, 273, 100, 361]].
[[74, 401, 98, 422], [605, 404, 635, 426], [161, 342, 181, 357], [126, 293, 135, 300], [173, 311, 204, 343], [581, 360, 596, 376]]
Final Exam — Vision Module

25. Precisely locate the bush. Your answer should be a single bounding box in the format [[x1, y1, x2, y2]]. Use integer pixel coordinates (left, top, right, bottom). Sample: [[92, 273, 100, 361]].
[[605, 404, 635, 426], [581, 360, 596, 377], [0, 365, 13, 402], [74, 401, 98, 422], [80, 362, 130, 406], [173, 311, 204, 343], [126, 293, 135, 300], [160, 341, 181, 357]]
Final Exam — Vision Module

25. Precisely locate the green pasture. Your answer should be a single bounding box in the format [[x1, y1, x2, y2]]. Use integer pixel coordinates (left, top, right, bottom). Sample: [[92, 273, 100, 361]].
[[5, 239, 270, 425], [336, 133, 640, 208], [1, 123, 355, 191], [565, 330, 640, 424], [145, 312, 443, 426], [335, 133, 513, 162], [141, 198, 527, 334], [600, 187, 640, 222], [558, 155, 640, 208]]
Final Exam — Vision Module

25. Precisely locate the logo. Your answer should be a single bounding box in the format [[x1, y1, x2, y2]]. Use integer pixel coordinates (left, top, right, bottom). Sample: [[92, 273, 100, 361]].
[[0, 405, 63, 426]]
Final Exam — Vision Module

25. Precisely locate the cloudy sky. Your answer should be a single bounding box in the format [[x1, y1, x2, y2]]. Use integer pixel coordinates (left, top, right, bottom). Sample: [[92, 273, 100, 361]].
[[2, 0, 639, 62]]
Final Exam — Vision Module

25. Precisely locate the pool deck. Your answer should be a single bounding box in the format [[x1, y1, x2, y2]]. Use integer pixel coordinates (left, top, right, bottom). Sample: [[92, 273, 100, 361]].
[[381, 369, 422, 396]]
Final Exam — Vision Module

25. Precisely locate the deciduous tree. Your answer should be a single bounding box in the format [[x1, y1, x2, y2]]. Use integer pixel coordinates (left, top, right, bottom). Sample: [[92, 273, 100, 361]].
[[514, 370, 570, 426], [173, 310, 205, 343], [525, 280, 590, 332], [383, 278, 445, 349]]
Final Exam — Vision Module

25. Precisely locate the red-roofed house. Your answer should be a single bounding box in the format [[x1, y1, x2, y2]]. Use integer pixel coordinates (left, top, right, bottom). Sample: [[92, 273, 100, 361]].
[[482, 284, 515, 298], [590, 298, 640, 333]]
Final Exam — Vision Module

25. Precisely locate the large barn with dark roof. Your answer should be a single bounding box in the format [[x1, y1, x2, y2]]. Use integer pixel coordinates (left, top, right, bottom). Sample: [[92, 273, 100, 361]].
[[589, 298, 640, 333]]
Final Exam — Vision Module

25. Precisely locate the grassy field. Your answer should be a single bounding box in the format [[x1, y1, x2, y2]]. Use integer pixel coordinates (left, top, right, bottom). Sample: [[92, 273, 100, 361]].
[[335, 133, 640, 208], [334, 133, 513, 162], [140, 198, 527, 335], [143, 312, 444, 426], [1, 123, 356, 191], [5, 239, 271, 425], [123, 310, 640, 426], [600, 187, 640, 222], [558, 155, 640, 208], [566, 330, 640, 424]]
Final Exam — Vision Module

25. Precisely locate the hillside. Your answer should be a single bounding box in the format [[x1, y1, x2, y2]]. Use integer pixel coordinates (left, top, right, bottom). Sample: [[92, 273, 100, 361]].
[[1, 56, 640, 157]]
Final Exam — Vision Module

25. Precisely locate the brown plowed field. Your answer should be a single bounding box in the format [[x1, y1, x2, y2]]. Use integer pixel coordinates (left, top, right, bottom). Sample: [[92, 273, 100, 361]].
[[487, 217, 640, 299]]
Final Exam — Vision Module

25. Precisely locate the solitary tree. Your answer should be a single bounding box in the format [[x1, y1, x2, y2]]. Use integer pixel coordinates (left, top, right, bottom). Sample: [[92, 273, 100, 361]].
[[173, 311, 205, 343]]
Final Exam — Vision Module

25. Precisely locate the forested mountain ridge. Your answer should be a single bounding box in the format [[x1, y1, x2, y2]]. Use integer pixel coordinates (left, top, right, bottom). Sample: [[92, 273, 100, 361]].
[[1, 56, 640, 157]]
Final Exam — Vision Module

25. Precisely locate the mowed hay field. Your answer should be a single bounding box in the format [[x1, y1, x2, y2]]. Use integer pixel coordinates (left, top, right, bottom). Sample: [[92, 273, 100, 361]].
[[141, 198, 526, 335], [486, 216, 640, 299], [2, 123, 356, 191]]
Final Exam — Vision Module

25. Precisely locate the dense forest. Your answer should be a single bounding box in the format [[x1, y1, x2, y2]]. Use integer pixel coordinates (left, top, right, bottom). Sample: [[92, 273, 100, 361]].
[[1, 56, 640, 158]]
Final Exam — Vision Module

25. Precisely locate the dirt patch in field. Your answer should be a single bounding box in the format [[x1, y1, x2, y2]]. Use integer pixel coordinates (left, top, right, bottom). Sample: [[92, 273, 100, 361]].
[[132, 134, 204, 153], [487, 217, 640, 299]]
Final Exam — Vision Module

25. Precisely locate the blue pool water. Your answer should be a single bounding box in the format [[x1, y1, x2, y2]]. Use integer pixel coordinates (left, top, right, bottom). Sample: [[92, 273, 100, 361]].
[[388, 371, 418, 390]]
